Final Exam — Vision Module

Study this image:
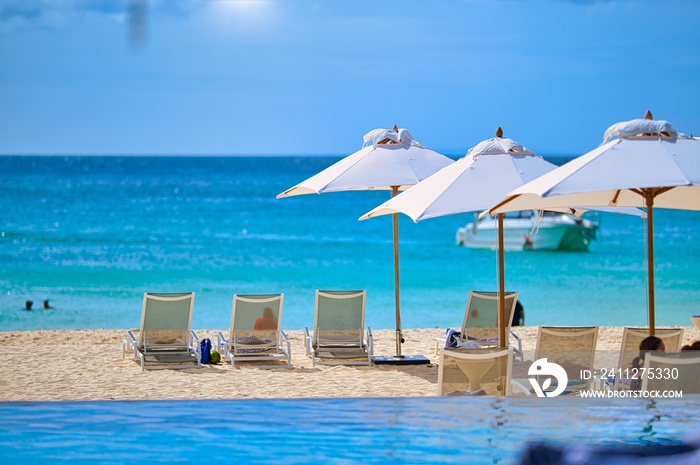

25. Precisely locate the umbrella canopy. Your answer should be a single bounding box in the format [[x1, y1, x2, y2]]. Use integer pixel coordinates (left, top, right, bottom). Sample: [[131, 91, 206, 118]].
[[362, 129, 559, 222], [487, 112, 700, 335], [277, 127, 453, 196], [361, 128, 562, 348], [277, 126, 454, 360]]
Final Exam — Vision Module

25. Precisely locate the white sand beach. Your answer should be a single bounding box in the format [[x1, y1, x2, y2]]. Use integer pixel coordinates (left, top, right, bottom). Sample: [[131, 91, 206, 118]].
[[1, 326, 698, 402]]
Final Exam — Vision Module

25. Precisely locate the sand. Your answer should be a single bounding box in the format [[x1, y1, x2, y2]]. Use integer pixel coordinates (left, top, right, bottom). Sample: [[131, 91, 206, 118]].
[[0, 326, 698, 402]]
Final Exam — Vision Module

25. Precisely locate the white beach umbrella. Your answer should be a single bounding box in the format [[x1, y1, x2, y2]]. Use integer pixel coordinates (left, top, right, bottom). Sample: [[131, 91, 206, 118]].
[[486, 112, 700, 335], [277, 126, 454, 363], [361, 128, 563, 349]]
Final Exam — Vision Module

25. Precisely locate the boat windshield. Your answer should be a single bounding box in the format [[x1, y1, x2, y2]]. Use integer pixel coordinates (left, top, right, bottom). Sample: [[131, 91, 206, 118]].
[[502, 210, 569, 219], [503, 210, 535, 219]]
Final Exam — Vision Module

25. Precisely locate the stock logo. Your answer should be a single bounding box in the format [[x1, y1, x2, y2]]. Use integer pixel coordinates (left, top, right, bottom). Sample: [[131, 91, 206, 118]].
[[528, 358, 568, 397]]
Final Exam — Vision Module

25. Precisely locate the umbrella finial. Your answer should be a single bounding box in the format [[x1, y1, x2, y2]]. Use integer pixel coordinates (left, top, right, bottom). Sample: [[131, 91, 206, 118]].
[[496, 126, 503, 138], [644, 110, 653, 120], [392, 124, 399, 132]]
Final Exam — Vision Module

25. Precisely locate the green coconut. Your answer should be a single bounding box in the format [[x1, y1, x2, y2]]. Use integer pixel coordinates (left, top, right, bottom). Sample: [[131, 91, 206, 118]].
[[210, 350, 221, 364]]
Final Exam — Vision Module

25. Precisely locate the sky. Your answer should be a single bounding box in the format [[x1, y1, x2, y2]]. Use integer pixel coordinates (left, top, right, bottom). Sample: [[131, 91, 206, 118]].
[[1, 0, 699, 157]]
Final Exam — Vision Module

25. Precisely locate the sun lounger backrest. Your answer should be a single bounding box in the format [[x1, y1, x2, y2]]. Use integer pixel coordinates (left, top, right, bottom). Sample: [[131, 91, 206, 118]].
[[536, 326, 598, 380], [230, 294, 284, 343], [461, 291, 518, 341], [614, 327, 685, 390], [139, 292, 195, 349], [618, 327, 684, 372], [642, 352, 700, 394], [314, 290, 366, 345], [438, 347, 513, 396]]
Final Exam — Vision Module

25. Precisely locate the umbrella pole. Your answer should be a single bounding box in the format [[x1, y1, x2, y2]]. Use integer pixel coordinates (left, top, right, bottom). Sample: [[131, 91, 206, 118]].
[[392, 186, 403, 357], [372, 186, 429, 365], [646, 192, 656, 336], [498, 213, 507, 348]]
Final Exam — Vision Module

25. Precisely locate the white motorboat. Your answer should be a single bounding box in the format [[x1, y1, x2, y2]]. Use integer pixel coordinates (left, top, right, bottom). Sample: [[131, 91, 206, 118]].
[[455, 210, 599, 251]]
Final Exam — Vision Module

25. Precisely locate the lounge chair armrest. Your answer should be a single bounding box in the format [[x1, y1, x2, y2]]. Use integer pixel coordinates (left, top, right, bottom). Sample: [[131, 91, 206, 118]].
[[509, 330, 524, 364], [304, 327, 312, 356], [190, 330, 202, 363], [511, 379, 532, 396], [217, 331, 228, 353], [366, 327, 374, 356], [280, 330, 292, 366], [279, 330, 290, 344], [435, 337, 446, 356], [124, 330, 138, 359], [509, 330, 522, 349]]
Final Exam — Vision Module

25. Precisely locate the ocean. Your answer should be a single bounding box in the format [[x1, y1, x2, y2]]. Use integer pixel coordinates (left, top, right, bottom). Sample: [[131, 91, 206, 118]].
[[2, 155, 699, 332]]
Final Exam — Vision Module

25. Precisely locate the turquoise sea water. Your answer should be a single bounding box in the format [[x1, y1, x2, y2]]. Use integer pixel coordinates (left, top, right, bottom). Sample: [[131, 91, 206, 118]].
[[1, 396, 699, 464], [2, 155, 700, 332]]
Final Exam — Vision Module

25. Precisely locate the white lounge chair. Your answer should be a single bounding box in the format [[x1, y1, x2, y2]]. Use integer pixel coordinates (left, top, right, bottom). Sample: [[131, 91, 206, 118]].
[[511, 326, 600, 395], [642, 352, 700, 394], [438, 347, 513, 396], [533, 325, 599, 393], [216, 294, 291, 369], [123, 292, 201, 371], [612, 327, 684, 391], [304, 290, 373, 366], [435, 291, 523, 364]]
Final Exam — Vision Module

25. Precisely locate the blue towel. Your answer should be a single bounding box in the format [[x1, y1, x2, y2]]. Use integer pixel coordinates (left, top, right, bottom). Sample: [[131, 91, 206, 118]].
[[444, 328, 482, 349], [445, 328, 462, 348]]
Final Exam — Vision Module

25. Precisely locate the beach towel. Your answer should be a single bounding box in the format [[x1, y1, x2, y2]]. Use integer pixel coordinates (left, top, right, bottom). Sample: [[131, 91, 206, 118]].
[[444, 328, 481, 349], [445, 328, 461, 348], [234, 334, 274, 353]]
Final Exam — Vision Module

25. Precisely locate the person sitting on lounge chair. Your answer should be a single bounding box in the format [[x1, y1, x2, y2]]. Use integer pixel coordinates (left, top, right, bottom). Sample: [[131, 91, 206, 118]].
[[254, 307, 278, 330], [512, 300, 524, 326], [630, 335, 665, 391], [681, 340, 700, 351]]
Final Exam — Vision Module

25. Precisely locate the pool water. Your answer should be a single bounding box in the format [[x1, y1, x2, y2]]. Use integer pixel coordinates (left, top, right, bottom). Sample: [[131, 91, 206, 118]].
[[1, 396, 699, 464]]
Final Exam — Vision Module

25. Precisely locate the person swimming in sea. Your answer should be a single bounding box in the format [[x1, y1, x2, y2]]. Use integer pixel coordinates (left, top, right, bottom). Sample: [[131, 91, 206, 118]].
[[42, 299, 53, 309], [25, 300, 33, 310]]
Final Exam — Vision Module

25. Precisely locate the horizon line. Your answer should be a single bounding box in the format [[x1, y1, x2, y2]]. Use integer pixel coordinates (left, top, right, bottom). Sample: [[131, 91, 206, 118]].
[[0, 152, 581, 159]]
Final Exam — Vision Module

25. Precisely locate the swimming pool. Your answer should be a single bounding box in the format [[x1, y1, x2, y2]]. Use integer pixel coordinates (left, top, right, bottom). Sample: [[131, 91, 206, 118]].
[[1, 396, 699, 464]]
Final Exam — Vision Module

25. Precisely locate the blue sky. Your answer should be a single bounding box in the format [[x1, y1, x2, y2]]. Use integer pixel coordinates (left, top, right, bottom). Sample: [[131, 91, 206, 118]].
[[1, 0, 699, 157]]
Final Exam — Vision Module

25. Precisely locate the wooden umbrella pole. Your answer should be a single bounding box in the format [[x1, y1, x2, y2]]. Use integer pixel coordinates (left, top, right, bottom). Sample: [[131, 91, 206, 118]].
[[498, 213, 507, 348], [392, 186, 403, 357], [646, 191, 656, 336]]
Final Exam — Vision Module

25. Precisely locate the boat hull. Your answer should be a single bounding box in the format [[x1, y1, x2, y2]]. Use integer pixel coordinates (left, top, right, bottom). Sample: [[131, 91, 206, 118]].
[[455, 213, 598, 252]]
